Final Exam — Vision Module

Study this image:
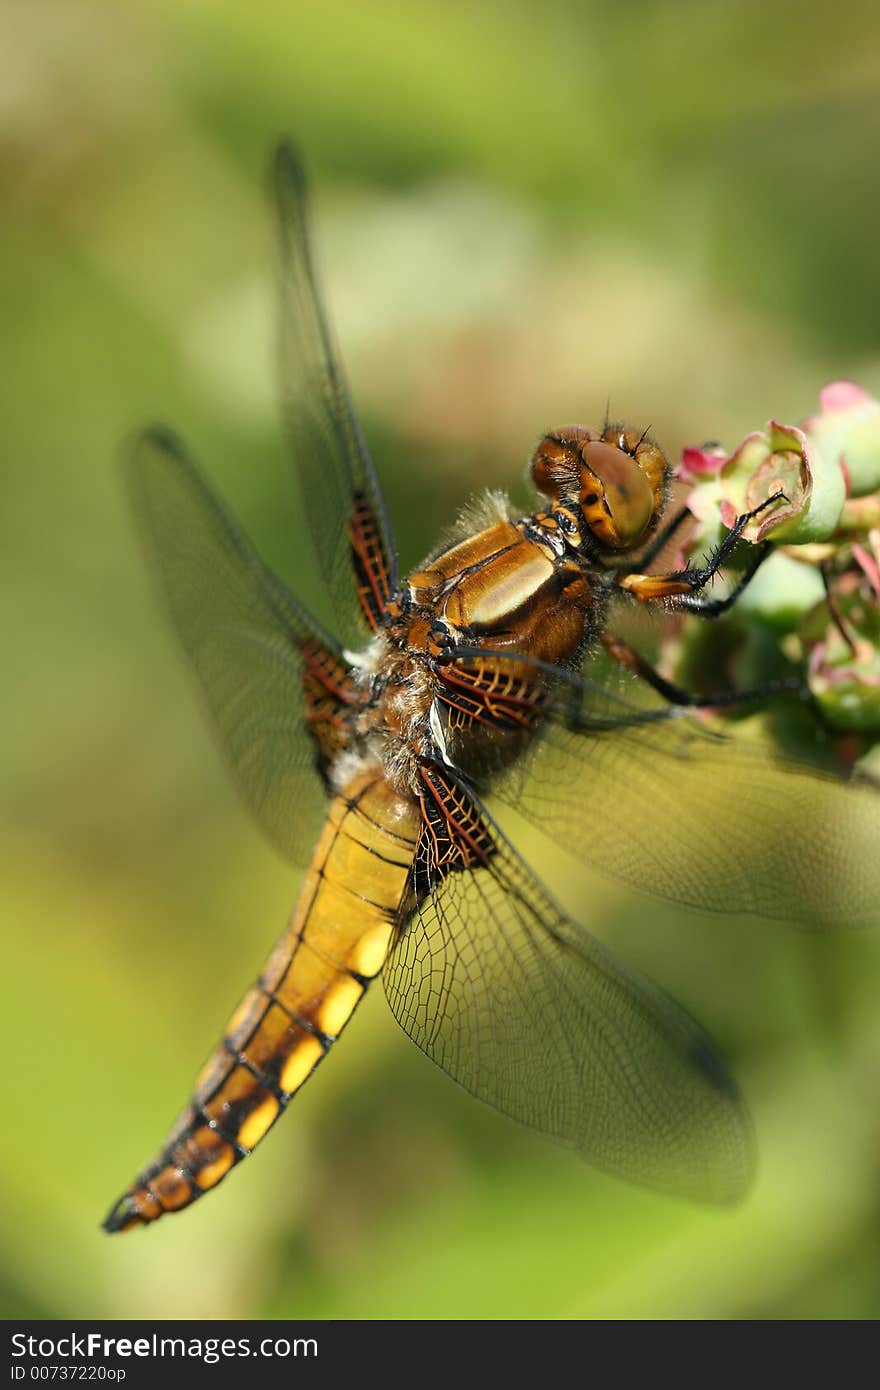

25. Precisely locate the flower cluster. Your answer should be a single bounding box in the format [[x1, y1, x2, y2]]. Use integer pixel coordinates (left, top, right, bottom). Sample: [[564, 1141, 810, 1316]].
[[668, 382, 880, 776]]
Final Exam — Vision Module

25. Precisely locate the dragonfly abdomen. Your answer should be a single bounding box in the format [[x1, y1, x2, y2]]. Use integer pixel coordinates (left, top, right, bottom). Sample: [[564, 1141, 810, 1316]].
[[103, 771, 419, 1232]]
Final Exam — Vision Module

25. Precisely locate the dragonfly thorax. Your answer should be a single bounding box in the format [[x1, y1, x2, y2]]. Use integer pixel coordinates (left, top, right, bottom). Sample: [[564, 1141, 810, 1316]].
[[367, 507, 606, 794], [406, 516, 597, 667]]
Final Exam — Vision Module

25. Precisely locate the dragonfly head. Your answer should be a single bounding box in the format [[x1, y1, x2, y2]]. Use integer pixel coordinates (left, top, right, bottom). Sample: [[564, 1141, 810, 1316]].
[[531, 424, 668, 552]]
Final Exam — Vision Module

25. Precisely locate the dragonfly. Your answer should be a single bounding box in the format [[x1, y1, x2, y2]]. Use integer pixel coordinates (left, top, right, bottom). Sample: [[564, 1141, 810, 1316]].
[[103, 144, 879, 1232]]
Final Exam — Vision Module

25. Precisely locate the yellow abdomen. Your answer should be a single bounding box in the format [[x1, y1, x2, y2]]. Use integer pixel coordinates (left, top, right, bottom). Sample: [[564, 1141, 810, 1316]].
[[103, 770, 420, 1231]]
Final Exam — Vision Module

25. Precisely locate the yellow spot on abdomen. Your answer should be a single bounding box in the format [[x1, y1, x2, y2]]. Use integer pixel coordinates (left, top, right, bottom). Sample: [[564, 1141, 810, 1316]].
[[238, 1095, 280, 1150], [280, 1035, 324, 1094], [317, 976, 364, 1037], [349, 923, 393, 978], [195, 1146, 235, 1190]]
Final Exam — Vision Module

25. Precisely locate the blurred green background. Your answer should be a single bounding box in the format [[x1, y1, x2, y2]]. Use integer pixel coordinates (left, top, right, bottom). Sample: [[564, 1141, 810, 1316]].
[[3, 0, 880, 1321]]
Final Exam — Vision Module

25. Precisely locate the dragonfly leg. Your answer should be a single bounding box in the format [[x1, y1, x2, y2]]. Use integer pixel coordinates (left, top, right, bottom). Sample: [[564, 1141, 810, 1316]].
[[616, 492, 784, 612], [601, 631, 807, 709], [630, 502, 692, 570]]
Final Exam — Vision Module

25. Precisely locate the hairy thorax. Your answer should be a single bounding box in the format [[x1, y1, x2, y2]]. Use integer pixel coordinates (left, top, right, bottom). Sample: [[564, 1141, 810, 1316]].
[[335, 506, 606, 798]]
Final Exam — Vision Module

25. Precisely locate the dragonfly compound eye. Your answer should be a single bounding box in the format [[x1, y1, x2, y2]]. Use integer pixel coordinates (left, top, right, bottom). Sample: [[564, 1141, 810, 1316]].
[[578, 439, 656, 550], [531, 425, 668, 552]]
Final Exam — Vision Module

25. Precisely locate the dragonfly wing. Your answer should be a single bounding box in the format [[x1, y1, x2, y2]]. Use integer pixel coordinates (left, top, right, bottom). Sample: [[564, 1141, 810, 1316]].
[[438, 649, 880, 925], [126, 427, 354, 866], [383, 766, 753, 1202], [506, 702, 879, 925], [274, 142, 396, 646]]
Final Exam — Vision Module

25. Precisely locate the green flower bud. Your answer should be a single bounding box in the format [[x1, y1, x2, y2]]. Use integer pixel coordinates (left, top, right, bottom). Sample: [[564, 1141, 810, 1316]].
[[803, 381, 880, 498], [733, 550, 826, 631]]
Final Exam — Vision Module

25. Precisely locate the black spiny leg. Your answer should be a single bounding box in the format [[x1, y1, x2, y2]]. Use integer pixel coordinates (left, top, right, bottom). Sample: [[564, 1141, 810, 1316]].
[[671, 540, 774, 617], [618, 492, 786, 611], [628, 503, 692, 571], [601, 632, 807, 710]]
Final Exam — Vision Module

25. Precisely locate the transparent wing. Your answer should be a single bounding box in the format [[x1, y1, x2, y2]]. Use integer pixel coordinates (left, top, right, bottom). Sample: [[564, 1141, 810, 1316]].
[[443, 650, 880, 925], [384, 771, 753, 1202], [274, 142, 396, 645], [126, 426, 346, 866]]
